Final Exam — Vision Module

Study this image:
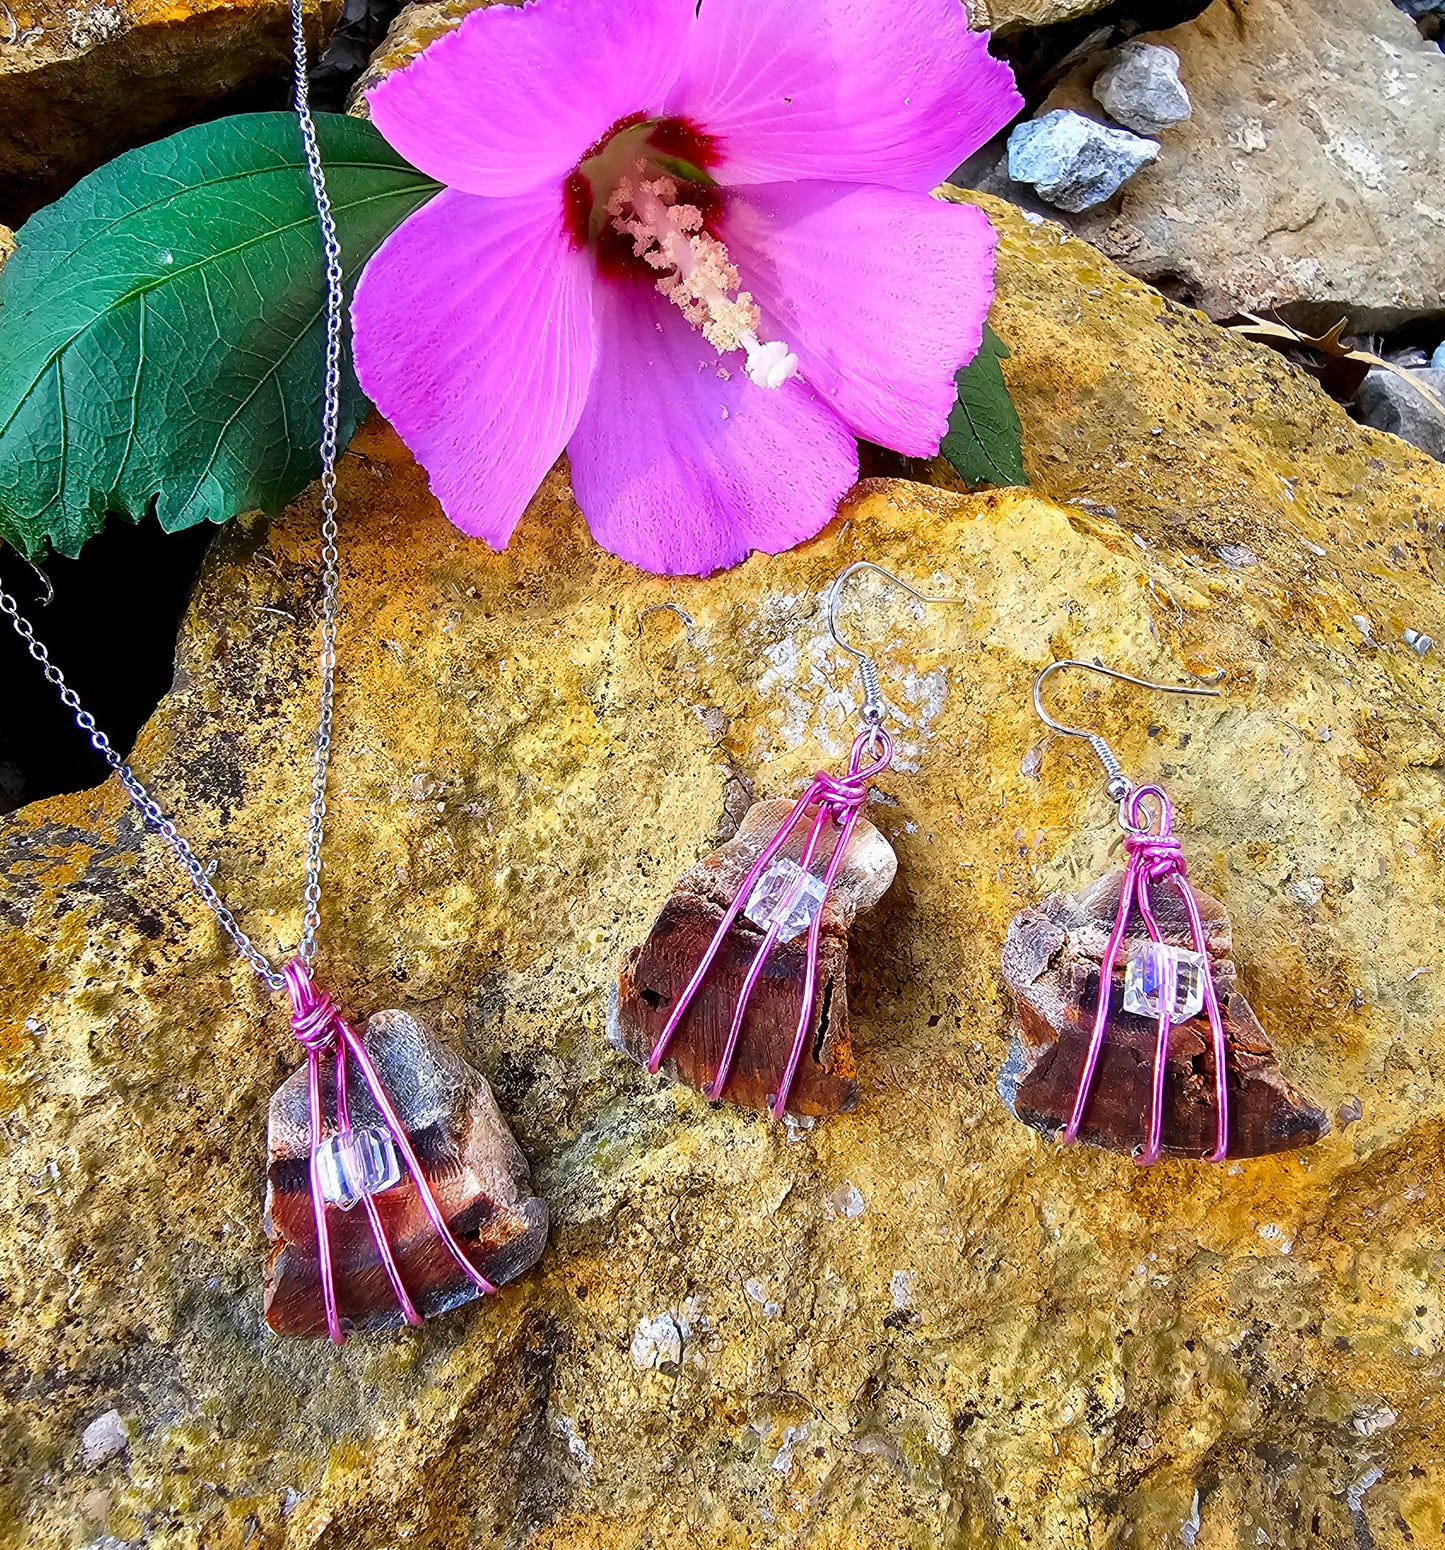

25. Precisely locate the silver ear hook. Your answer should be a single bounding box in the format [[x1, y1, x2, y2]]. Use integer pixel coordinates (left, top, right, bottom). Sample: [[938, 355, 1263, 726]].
[[826, 562, 966, 735], [1032, 659, 1224, 800]]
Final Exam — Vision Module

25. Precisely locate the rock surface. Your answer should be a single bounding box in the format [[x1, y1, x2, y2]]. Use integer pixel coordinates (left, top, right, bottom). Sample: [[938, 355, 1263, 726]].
[[1357, 367, 1445, 462], [967, 0, 1112, 29], [1007, 109, 1159, 212], [4, 195, 1445, 1547], [1034, 0, 1445, 330], [1092, 40, 1192, 135], [0, 0, 341, 225]]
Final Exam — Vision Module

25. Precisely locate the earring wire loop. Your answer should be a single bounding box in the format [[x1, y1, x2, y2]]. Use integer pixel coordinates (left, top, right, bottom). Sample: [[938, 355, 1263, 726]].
[[826, 562, 968, 746], [1031, 659, 1224, 800]]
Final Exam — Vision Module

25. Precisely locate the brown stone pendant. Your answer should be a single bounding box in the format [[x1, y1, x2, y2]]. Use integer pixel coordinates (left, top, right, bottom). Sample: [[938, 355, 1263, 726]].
[[264, 1007, 548, 1336], [1000, 869, 1328, 1159], [612, 795, 897, 1118]]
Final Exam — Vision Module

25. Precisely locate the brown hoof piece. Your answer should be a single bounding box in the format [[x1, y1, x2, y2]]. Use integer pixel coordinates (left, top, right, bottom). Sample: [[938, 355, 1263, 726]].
[[999, 871, 1328, 1159], [264, 1009, 547, 1335], [611, 798, 896, 1118]]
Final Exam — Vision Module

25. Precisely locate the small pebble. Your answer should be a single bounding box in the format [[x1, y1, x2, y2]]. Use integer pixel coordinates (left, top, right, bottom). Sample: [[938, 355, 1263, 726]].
[[1336, 1095, 1363, 1128], [1007, 110, 1159, 213], [828, 1182, 867, 1219], [1403, 627, 1434, 655], [1286, 876, 1324, 907], [1352, 1404, 1397, 1437], [1093, 42, 1192, 136]]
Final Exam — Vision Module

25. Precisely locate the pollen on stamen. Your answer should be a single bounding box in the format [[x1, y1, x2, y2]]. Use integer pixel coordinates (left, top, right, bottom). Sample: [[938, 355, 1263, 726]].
[[608, 168, 800, 391]]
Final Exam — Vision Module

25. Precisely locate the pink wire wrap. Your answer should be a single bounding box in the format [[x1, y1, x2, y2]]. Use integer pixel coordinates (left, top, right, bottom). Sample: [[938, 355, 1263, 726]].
[[1060, 785, 1231, 1165], [282, 961, 495, 1342], [647, 730, 893, 1119]]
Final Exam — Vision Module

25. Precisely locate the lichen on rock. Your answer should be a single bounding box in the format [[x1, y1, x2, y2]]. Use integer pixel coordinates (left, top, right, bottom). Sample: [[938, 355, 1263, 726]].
[[2, 195, 1445, 1547]]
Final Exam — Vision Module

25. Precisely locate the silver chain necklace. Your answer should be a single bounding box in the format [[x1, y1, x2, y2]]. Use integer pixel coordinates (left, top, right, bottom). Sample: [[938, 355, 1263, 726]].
[[0, 0, 549, 1342], [1, 0, 342, 993]]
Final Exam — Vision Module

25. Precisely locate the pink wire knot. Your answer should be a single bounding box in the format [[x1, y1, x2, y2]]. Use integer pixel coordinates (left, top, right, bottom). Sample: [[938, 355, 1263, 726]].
[[280, 958, 495, 1342], [1122, 831, 1186, 882], [283, 960, 340, 1055], [647, 729, 892, 1118], [1060, 783, 1232, 1166], [811, 728, 889, 825]]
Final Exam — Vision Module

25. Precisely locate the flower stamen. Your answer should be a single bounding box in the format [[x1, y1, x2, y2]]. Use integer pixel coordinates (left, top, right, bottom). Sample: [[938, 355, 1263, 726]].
[[608, 170, 799, 390]]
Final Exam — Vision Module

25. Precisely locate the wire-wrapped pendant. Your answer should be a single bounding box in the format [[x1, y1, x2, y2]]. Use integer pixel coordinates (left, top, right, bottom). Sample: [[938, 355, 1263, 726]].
[[1000, 785, 1328, 1160], [612, 732, 897, 1119], [264, 966, 548, 1339]]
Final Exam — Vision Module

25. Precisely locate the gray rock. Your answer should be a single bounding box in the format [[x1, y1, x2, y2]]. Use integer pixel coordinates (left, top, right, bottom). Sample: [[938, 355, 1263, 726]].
[[1022, 0, 1445, 332], [1356, 367, 1445, 462], [1093, 42, 1192, 135], [1432, 340, 1445, 369], [1007, 110, 1159, 213]]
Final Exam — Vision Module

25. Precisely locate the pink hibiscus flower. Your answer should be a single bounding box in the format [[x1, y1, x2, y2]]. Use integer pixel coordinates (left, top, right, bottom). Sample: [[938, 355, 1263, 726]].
[[353, 0, 1021, 576]]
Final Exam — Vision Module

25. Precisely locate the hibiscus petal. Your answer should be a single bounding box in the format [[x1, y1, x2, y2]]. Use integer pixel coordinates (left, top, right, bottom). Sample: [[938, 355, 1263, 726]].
[[567, 279, 858, 576], [352, 186, 597, 547], [367, 0, 695, 197], [670, 0, 1021, 192], [721, 181, 998, 456]]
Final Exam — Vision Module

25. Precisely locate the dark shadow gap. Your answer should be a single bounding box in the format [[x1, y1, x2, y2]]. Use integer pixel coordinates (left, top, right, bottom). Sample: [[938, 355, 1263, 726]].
[[0, 519, 215, 813]]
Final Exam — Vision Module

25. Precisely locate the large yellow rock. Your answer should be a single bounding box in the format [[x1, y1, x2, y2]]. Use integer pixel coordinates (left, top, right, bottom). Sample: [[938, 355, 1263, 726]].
[[0, 0, 339, 224], [969, 0, 1111, 30], [3, 197, 1445, 1548]]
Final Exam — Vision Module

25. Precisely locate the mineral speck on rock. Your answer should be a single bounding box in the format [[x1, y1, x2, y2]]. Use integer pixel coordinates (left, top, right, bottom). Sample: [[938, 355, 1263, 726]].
[[1007, 109, 1160, 212], [1355, 367, 1445, 462], [1093, 41, 1192, 136], [80, 1411, 129, 1469]]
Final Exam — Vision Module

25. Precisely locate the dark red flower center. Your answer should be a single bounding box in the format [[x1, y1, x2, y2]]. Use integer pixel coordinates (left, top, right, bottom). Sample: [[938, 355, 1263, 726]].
[[563, 115, 720, 262], [563, 115, 799, 391]]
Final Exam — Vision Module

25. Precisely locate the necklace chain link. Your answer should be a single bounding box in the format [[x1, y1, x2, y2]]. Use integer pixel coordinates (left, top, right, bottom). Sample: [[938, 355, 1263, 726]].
[[0, 0, 342, 995]]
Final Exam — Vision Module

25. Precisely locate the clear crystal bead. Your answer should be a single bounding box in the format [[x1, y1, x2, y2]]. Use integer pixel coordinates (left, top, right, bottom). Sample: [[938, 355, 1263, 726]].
[[1122, 941, 1207, 1025], [743, 857, 829, 943], [315, 1125, 401, 1211]]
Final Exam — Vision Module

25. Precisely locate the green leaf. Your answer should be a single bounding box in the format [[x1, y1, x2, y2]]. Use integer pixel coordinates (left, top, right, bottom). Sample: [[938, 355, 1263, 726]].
[[0, 112, 440, 560], [939, 323, 1029, 490]]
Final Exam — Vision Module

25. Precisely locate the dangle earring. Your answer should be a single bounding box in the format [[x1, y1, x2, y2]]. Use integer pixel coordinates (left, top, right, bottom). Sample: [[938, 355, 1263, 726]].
[[611, 563, 956, 1119], [999, 661, 1328, 1162]]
